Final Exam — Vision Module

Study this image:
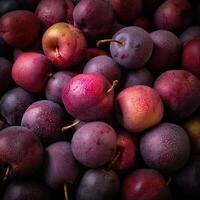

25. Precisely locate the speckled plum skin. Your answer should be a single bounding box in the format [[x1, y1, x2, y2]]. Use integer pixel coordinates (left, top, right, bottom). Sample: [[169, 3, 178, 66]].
[[0, 87, 35, 125], [154, 70, 200, 118], [75, 169, 120, 200], [35, 0, 74, 28], [44, 141, 80, 189], [154, 0, 193, 34], [148, 30, 181, 72], [180, 26, 200, 45], [21, 100, 65, 144], [110, 0, 142, 24], [12, 52, 53, 93], [0, 10, 40, 49], [0, 126, 44, 178], [62, 73, 114, 121], [73, 0, 114, 38], [83, 55, 121, 83], [140, 123, 191, 173], [71, 121, 117, 168], [122, 169, 172, 200], [45, 71, 76, 104], [3, 180, 52, 200], [116, 85, 164, 133], [182, 39, 200, 78], [110, 26, 153, 69], [42, 23, 87, 69]]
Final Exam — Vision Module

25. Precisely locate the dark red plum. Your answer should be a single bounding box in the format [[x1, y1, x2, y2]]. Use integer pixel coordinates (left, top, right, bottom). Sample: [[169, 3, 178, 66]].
[[110, 26, 153, 69], [110, 0, 142, 24], [73, 0, 114, 38], [0, 10, 40, 49], [0, 57, 12, 95], [180, 26, 200, 45], [45, 71, 76, 104], [71, 121, 117, 168], [35, 0, 74, 29], [134, 16, 152, 32], [3, 180, 52, 200], [154, 70, 200, 118], [0, 126, 44, 178], [140, 123, 191, 173], [121, 68, 153, 89], [75, 169, 120, 200], [0, 87, 35, 126], [122, 168, 172, 200], [44, 141, 80, 189], [182, 38, 200, 78], [154, 0, 193, 33], [21, 100, 65, 144], [12, 52, 53, 93], [172, 156, 200, 199], [83, 55, 121, 83], [112, 131, 138, 172], [62, 73, 115, 121], [148, 30, 181, 72]]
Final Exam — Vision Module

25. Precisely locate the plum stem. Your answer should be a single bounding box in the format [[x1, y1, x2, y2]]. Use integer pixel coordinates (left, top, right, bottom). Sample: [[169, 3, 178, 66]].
[[96, 39, 123, 47], [107, 150, 121, 170], [3, 165, 11, 181], [106, 80, 119, 95], [62, 119, 81, 132], [64, 184, 69, 200], [47, 73, 53, 78], [166, 176, 172, 186]]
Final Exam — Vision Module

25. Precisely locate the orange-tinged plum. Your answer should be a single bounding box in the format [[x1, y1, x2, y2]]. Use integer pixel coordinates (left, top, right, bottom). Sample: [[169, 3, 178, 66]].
[[42, 22, 87, 69], [154, 70, 200, 118], [0, 10, 40, 49], [116, 85, 164, 133], [184, 115, 200, 154]]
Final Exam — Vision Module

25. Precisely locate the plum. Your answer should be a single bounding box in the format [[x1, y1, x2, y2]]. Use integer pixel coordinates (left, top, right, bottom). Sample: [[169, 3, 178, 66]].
[[154, 0, 193, 33], [43, 141, 80, 189], [0, 87, 35, 126], [112, 131, 138, 171], [42, 22, 87, 69], [140, 123, 191, 173], [75, 169, 120, 200], [62, 73, 115, 121], [122, 168, 172, 200], [12, 52, 53, 93], [71, 121, 117, 168], [109, 26, 153, 69], [83, 55, 121, 83], [121, 68, 153, 89], [21, 100, 65, 144], [0, 126, 43, 178], [172, 156, 200, 199], [181, 38, 200, 78], [184, 115, 200, 154], [73, 0, 114, 38], [45, 71, 76, 104], [148, 30, 181, 73], [134, 16, 152, 32], [110, 0, 142, 24], [35, 0, 74, 29], [116, 85, 164, 133], [154, 70, 200, 118], [85, 48, 108, 62], [179, 26, 200, 45], [0, 57, 12, 95], [3, 180, 52, 200], [0, 10, 40, 49]]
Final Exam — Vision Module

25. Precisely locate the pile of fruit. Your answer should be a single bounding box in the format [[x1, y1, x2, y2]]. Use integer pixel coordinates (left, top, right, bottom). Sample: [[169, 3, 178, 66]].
[[0, 0, 200, 199]]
